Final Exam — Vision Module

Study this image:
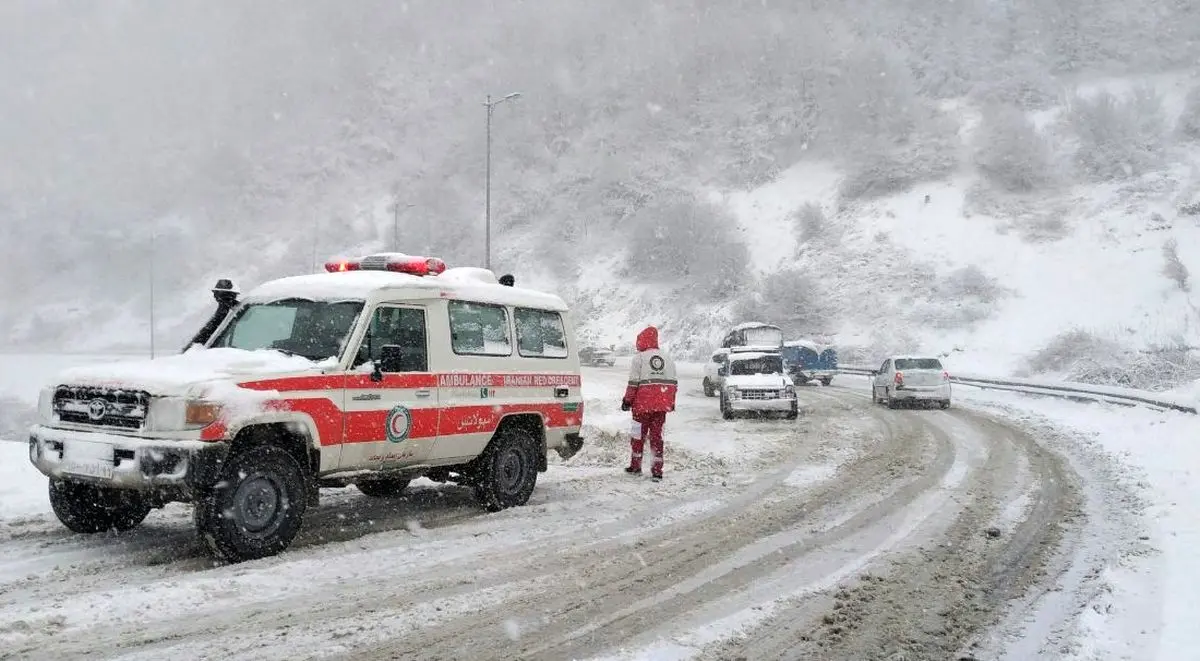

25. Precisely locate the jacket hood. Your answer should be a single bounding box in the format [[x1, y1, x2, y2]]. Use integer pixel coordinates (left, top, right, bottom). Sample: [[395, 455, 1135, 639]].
[[636, 326, 659, 352]]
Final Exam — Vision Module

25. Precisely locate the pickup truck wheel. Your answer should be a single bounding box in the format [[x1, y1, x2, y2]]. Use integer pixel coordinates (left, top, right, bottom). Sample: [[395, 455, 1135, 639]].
[[785, 403, 799, 420], [48, 480, 151, 533], [194, 445, 307, 563], [473, 427, 539, 512], [356, 477, 411, 498], [720, 396, 735, 420]]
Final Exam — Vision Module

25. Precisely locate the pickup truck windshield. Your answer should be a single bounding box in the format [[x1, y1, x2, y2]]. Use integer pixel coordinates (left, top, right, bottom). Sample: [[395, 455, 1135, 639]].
[[730, 356, 783, 375], [210, 299, 364, 362]]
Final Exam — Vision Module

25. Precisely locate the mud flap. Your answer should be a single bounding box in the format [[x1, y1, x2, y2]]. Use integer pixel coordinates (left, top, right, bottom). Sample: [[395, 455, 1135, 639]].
[[555, 432, 584, 460]]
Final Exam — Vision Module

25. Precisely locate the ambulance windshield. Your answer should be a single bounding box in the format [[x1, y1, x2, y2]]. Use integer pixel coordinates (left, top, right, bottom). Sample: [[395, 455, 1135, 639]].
[[210, 298, 364, 361]]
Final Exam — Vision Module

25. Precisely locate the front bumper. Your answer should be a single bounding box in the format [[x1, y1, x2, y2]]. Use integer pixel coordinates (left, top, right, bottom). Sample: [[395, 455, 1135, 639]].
[[892, 384, 951, 400], [728, 398, 798, 412], [29, 424, 229, 496]]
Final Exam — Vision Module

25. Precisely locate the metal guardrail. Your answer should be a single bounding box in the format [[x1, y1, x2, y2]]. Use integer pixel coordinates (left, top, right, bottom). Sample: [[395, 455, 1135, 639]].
[[837, 366, 1197, 415]]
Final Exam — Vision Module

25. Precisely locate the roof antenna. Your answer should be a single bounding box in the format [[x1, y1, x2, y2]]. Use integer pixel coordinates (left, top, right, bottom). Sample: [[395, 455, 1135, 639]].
[[499, 274, 514, 287]]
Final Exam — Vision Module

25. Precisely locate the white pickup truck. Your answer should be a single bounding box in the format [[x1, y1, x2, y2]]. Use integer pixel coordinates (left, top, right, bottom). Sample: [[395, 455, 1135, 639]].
[[717, 351, 799, 420]]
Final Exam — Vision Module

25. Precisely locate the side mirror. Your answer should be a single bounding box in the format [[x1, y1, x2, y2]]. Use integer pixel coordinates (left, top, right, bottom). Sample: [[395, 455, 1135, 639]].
[[869, 370, 878, 376], [378, 344, 405, 375]]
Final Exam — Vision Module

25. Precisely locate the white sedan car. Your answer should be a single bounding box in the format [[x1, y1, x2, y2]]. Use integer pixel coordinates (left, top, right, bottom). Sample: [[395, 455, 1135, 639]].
[[718, 352, 799, 420], [870, 356, 952, 409]]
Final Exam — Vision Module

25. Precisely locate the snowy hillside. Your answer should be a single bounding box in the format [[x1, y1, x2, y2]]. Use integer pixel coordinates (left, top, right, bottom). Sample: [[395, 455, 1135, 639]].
[[569, 73, 1200, 391]]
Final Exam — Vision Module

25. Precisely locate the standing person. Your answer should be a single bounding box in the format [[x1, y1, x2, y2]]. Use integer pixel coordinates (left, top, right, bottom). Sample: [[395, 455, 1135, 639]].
[[621, 326, 677, 480]]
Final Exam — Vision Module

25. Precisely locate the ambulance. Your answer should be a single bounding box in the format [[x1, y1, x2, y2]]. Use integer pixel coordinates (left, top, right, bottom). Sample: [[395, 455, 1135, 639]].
[[28, 253, 585, 562]]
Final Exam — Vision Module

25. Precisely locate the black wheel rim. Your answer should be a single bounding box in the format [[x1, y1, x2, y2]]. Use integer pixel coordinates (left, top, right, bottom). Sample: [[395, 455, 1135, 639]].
[[496, 447, 528, 496], [232, 471, 287, 538]]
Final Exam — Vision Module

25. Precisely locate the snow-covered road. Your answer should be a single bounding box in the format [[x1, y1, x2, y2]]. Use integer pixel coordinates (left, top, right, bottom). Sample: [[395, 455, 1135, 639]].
[[0, 358, 1124, 661]]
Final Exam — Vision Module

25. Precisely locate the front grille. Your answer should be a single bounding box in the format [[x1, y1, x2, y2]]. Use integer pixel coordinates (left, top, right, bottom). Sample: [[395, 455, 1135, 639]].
[[740, 389, 782, 400], [53, 386, 150, 429]]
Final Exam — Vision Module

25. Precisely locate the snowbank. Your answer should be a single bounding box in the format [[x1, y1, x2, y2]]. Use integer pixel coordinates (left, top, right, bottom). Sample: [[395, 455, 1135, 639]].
[[958, 388, 1199, 660], [0, 440, 49, 520]]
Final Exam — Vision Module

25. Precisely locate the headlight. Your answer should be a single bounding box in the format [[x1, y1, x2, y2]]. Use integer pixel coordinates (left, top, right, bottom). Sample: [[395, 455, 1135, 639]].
[[726, 387, 740, 399], [785, 385, 796, 396], [185, 401, 223, 428], [145, 398, 224, 431]]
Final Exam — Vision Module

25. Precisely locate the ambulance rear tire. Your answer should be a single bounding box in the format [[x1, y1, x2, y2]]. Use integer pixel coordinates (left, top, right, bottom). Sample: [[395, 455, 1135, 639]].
[[356, 477, 411, 498], [194, 444, 308, 563], [48, 480, 152, 534], [473, 426, 539, 512]]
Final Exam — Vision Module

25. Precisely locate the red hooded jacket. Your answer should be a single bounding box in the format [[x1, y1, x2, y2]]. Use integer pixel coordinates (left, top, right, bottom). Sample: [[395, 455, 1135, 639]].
[[623, 326, 678, 417]]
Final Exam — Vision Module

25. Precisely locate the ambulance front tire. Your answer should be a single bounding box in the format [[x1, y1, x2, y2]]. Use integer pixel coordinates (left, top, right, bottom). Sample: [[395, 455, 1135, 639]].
[[194, 444, 308, 563], [356, 477, 411, 498], [473, 426, 539, 512], [48, 479, 152, 534]]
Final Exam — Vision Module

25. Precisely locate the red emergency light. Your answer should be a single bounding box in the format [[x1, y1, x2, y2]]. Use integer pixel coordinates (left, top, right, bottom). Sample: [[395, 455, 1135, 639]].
[[324, 253, 447, 276]]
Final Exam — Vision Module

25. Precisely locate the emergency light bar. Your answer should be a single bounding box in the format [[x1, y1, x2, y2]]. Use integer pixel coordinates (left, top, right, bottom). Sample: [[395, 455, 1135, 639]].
[[324, 252, 447, 276]]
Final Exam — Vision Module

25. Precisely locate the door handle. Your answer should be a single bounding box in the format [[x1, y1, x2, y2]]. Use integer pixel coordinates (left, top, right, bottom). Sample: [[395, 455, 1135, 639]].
[[415, 389, 432, 398]]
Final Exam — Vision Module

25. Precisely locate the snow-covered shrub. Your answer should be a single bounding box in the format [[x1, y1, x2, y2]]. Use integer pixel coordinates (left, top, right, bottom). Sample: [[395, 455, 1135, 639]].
[[1021, 330, 1200, 390], [1065, 87, 1168, 181], [972, 103, 1056, 192], [1162, 238, 1190, 292], [937, 264, 1005, 305], [1178, 86, 1200, 142], [838, 141, 958, 202], [734, 268, 833, 337], [793, 202, 827, 248], [624, 192, 748, 297]]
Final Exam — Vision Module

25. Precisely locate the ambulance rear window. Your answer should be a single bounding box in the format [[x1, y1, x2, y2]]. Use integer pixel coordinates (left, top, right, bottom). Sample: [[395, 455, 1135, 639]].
[[514, 308, 568, 359]]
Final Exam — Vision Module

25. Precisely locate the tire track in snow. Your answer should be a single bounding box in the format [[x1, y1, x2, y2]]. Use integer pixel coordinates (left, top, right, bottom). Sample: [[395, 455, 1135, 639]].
[[340, 392, 958, 660], [692, 406, 1082, 661]]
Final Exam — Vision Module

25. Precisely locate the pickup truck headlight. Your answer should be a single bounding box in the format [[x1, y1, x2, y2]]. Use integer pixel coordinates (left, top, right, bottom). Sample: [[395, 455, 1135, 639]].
[[145, 398, 224, 432], [726, 386, 740, 399], [785, 385, 796, 397], [185, 401, 223, 427]]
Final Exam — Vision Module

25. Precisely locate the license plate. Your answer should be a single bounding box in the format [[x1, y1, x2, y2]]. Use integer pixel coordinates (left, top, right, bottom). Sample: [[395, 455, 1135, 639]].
[[61, 440, 116, 480]]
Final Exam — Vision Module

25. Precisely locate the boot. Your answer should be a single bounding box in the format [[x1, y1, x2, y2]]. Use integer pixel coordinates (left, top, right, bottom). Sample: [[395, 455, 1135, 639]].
[[625, 465, 641, 474]]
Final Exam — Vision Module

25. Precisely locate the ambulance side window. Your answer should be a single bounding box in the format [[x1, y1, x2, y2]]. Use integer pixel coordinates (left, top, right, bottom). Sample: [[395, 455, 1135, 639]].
[[354, 305, 428, 372], [448, 301, 512, 356]]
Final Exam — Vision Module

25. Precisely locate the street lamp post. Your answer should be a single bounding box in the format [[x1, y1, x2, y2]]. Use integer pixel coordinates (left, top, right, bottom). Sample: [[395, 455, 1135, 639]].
[[483, 92, 521, 271]]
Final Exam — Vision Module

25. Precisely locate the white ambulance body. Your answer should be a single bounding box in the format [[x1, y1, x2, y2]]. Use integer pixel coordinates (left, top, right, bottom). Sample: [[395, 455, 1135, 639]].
[[28, 253, 585, 562]]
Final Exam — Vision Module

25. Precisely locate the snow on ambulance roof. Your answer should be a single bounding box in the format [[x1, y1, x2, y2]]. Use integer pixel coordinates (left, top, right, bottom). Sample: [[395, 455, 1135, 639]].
[[242, 267, 568, 311]]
